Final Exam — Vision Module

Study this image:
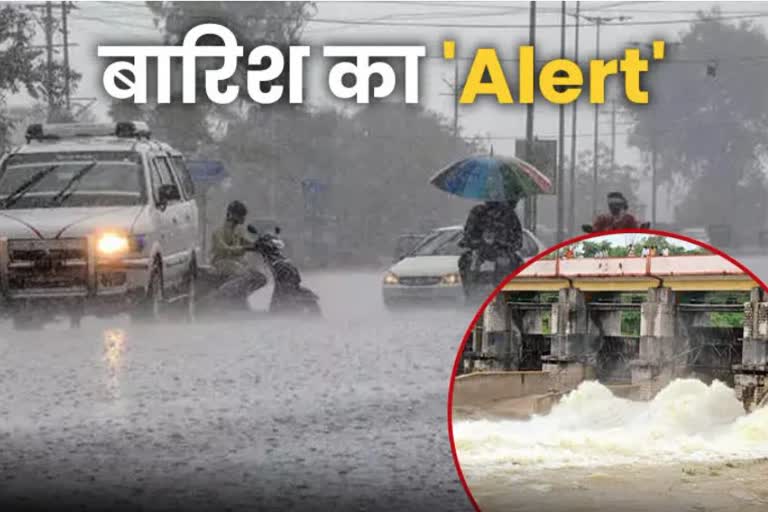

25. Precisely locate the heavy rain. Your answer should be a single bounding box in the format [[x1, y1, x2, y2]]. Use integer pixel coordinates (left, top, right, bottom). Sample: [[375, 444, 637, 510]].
[[1, 2, 768, 511]]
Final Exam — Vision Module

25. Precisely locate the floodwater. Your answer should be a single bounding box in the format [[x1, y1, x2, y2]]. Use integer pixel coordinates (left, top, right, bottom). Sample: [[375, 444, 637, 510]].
[[0, 270, 474, 511], [453, 379, 768, 512]]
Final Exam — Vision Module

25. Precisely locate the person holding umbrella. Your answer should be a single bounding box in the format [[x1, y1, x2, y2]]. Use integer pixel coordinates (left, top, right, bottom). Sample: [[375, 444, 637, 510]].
[[430, 153, 552, 298], [457, 194, 524, 291]]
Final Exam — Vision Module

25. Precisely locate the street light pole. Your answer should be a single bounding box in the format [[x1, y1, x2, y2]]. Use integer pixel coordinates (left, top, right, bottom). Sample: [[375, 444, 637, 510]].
[[567, 0, 580, 236], [524, 1, 536, 233], [556, 0, 566, 243]]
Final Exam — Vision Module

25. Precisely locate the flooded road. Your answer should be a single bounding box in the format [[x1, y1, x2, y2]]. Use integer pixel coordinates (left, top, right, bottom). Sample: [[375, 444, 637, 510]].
[[0, 270, 474, 511]]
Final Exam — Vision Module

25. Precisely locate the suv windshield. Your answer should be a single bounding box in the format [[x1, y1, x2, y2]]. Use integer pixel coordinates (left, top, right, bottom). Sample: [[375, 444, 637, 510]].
[[411, 229, 463, 256], [0, 151, 145, 209]]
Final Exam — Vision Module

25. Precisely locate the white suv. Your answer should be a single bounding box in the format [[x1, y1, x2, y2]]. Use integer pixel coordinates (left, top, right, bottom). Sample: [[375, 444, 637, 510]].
[[0, 121, 199, 328]]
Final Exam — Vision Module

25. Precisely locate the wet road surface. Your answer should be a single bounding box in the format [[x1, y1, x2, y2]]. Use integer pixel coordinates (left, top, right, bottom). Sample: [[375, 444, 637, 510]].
[[0, 270, 475, 511]]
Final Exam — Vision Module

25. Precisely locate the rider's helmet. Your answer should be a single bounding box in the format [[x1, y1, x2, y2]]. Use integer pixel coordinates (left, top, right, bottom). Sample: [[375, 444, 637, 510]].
[[226, 200, 247, 225], [607, 192, 627, 215]]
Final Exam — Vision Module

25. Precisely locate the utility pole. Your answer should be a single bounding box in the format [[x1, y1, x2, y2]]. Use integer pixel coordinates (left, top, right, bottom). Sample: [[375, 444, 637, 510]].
[[600, 98, 617, 169], [453, 57, 459, 138], [610, 99, 616, 169], [651, 111, 657, 225], [556, 0, 566, 243], [567, 0, 580, 236], [524, 1, 536, 233], [440, 57, 460, 146], [61, 1, 71, 113], [26, 2, 76, 121], [571, 13, 631, 217], [591, 17, 600, 218], [44, 1, 55, 122]]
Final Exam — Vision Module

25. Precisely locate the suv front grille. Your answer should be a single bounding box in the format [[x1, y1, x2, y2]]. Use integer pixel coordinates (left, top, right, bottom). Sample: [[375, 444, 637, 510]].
[[7, 238, 88, 290]]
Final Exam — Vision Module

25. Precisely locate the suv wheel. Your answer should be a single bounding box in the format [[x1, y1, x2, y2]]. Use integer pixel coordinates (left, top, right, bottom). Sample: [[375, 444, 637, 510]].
[[181, 263, 197, 322], [133, 262, 164, 323]]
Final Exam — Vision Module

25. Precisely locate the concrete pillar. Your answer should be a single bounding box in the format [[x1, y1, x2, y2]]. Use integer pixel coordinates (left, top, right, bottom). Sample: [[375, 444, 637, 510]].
[[734, 287, 768, 410], [742, 287, 768, 366], [543, 288, 598, 392], [631, 287, 688, 399], [480, 292, 520, 370]]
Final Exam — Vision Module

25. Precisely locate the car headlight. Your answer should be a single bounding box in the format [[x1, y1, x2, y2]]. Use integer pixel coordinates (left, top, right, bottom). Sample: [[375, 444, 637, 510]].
[[383, 272, 399, 285], [97, 232, 130, 256], [441, 272, 461, 285]]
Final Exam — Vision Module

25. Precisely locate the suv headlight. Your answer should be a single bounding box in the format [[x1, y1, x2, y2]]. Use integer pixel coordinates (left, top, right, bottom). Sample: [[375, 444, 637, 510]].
[[383, 272, 399, 285], [441, 272, 461, 285], [97, 232, 130, 256]]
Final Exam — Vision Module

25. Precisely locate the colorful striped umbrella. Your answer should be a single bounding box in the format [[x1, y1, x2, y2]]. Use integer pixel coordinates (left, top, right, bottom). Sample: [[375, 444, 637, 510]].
[[430, 155, 552, 201]]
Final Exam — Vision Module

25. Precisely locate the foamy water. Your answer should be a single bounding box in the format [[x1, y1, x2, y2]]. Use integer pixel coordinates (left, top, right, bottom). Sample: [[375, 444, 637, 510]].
[[454, 379, 768, 476]]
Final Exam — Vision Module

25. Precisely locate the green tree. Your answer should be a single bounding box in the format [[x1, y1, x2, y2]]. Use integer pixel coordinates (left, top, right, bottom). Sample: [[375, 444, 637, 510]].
[[0, 5, 82, 147], [0, 5, 42, 149], [627, 10, 768, 231]]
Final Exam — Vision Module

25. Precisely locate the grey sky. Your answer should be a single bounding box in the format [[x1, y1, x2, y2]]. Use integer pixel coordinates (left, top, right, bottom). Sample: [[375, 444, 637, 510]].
[[10, 1, 768, 222]]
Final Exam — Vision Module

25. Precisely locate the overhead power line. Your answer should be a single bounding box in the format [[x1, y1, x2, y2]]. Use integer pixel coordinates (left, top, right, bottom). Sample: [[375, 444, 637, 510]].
[[70, 14, 159, 32], [71, 9, 768, 68], [306, 11, 768, 29]]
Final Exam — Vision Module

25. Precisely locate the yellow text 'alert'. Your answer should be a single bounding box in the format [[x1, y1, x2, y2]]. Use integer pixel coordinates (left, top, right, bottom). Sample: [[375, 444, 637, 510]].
[[443, 40, 666, 105]]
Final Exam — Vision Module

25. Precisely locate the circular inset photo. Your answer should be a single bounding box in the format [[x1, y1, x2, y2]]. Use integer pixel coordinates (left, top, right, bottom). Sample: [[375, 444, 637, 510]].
[[448, 230, 768, 512]]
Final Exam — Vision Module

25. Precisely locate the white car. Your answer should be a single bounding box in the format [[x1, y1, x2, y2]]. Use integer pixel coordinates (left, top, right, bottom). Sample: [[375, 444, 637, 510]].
[[0, 121, 200, 328], [382, 225, 544, 307]]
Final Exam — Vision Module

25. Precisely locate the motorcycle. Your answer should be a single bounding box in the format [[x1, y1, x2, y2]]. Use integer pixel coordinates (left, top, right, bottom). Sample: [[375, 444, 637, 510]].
[[193, 226, 321, 318], [582, 221, 651, 233], [460, 230, 524, 300]]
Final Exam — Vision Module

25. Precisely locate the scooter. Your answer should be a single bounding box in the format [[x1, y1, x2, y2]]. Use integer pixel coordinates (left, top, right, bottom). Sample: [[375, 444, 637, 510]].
[[246, 225, 321, 315], [193, 226, 321, 318], [461, 230, 524, 301], [582, 222, 651, 233]]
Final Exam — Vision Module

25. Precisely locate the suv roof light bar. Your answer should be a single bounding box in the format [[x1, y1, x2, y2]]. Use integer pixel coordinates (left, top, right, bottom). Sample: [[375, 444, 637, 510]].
[[25, 121, 152, 142]]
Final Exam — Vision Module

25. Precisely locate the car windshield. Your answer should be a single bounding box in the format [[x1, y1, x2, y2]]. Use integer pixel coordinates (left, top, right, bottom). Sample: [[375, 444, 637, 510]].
[[0, 151, 145, 209], [411, 229, 463, 256]]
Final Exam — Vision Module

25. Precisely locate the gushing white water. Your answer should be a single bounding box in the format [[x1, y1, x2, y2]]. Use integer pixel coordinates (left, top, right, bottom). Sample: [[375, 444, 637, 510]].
[[454, 379, 768, 476]]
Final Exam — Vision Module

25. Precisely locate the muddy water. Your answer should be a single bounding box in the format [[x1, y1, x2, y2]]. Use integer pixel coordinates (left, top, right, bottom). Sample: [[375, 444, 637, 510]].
[[453, 379, 768, 512]]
